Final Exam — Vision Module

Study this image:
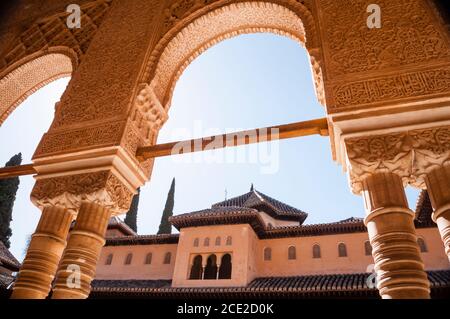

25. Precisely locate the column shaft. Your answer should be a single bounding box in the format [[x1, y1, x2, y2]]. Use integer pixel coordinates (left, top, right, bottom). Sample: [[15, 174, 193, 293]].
[[51, 202, 111, 299], [362, 172, 430, 299], [425, 164, 450, 261], [11, 206, 73, 299]]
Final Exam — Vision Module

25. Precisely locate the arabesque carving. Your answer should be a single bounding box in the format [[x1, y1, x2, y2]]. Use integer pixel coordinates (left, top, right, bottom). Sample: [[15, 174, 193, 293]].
[[346, 125, 450, 193], [0, 0, 112, 76], [145, 1, 325, 107], [318, 0, 450, 78], [31, 171, 134, 215]]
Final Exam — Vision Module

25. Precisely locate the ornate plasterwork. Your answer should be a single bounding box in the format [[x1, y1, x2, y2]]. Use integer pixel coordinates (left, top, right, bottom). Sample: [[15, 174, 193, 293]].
[[345, 125, 450, 194], [146, 1, 327, 108], [132, 84, 168, 144], [330, 65, 450, 110], [319, 0, 450, 111], [0, 52, 73, 125], [0, 0, 112, 75], [33, 120, 126, 158], [121, 84, 168, 177], [318, 0, 450, 78], [31, 171, 134, 215]]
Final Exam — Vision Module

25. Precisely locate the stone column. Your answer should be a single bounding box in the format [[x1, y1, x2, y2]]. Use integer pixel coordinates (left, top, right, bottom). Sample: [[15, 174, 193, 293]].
[[425, 164, 450, 261], [51, 202, 111, 299], [362, 172, 430, 299], [201, 255, 207, 280], [216, 253, 223, 279], [11, 206, 73, 299]]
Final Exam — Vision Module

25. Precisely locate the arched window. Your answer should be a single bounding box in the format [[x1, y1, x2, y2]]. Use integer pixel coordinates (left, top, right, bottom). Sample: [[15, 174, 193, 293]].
[[124, 253, 133, 265], [226, 236, 232, 246], [204, 237, 210, 247], [204, 254, 218, 279], [193, 238, 199, 247], [417, 238, 428, 253], [215, 236, 221, 246], [164, 252, 172, 264], [145, 253, 153, 265], [288, 246, 296, 260], [219, 254, 232, 279], [312, 244, 321, 259], [105, 253, 113, 265], [364, 241, 372, 256], [338, 243, 347, 257], [264, 247, 272, 261], [189, 255, 203, 280]]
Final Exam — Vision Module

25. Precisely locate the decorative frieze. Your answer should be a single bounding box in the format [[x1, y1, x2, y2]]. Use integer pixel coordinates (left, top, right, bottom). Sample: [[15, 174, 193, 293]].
[[33, 120, 126, 158], [331, 66, 450, 109]]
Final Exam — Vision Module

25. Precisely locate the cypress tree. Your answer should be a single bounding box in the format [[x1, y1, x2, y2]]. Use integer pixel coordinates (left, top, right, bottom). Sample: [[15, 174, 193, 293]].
[[0, 153, 22, 248], [157, 178, 175, 235], [124, 187, 140, 233]]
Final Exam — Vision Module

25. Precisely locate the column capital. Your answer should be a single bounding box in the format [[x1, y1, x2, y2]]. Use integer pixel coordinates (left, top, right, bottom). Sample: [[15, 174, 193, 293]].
[[344, 125, 450, 194], [31, 170, 134, 216]]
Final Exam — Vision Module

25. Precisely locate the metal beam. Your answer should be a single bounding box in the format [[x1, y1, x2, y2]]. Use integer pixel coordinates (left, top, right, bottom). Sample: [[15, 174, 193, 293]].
[[136, 117, 328, 161], [0, 118, 328, 179]]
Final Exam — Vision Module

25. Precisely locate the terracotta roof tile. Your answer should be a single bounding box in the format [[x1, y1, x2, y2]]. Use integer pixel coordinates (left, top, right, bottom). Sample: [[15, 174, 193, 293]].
[[107, 217, 137, 236], [0, 273, 15, 289], [212, 189, 307, 223], [414, 190, 435, 227], [90, 270, 450, 298], [0, 242, 20, 271], [106, 234, 179, 246]]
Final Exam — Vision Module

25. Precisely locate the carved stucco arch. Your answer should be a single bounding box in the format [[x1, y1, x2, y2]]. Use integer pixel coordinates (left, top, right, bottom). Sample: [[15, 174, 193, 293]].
[[143, 1, 325, 110], [0, 47, 77, 125]]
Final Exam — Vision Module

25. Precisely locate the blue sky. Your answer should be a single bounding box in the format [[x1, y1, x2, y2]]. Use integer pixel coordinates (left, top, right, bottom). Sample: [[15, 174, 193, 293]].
[[0, 34, 420, 260]]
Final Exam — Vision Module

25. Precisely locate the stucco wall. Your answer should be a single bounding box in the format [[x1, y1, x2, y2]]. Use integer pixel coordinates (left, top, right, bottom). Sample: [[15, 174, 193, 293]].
[[255, 227, 449, 277], [95, 226, 449, 283], [171, 224, 254, 287], [96, 243, 177, 280]]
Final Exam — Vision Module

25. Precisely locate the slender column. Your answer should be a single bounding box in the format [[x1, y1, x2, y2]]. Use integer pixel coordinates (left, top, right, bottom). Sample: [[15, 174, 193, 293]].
[[425, 164, 450, 261], [11, 206, 73, 299], [216, 253, 223, 279], [201, 256, 207, 280], [51, 202, 111, 299], [362, 172, 430, 299]]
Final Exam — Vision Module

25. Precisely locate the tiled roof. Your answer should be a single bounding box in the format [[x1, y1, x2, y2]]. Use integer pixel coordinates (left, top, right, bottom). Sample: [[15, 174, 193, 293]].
[[212, 189, 308, 223], [0, 273, 15, 290], [414, 190, 436, 227], [261, 218, 367, 239], [106, 234, 179, 246], [107, 217, 137, 236], [0, 242, 20, 271], [90, 270, 450, 298], [169, 206, 265, 231]]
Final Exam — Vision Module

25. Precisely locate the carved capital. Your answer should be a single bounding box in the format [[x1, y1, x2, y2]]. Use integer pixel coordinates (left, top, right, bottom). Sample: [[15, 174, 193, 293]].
[[132, 83, 169, 143], [31, 171, 134, 216], [345, 125, 450, 193]]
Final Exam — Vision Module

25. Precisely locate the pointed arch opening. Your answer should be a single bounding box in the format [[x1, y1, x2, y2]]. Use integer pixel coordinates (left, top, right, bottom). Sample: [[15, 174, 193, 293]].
[[204, 254, 218, 279], [218, 254, 232, 279], [189, 255, 203, 280], [146, 1, 324, 110]]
